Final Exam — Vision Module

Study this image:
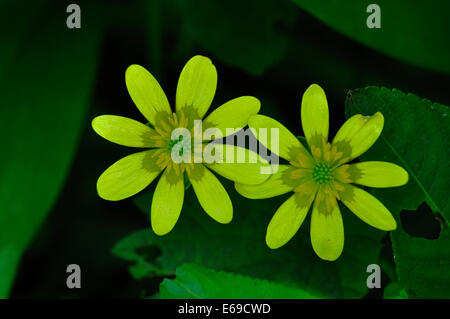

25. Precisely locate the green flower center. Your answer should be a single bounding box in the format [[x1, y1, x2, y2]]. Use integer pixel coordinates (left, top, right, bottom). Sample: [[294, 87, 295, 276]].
[[312, 163, 333, 184]]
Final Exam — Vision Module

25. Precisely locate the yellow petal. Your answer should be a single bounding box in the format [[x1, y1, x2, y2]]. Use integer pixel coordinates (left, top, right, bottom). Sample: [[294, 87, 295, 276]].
[[151, 168, 184, 236], [249, 114, 308, 162], [97, 150, 163, 201], [205, 145, 270, 185], [92, 115, 160, 148], [202, 96, 260, 138], [176, 55, 217, 119], [339, 184, 397, 231], [301, 84, 329, 145], [332, 112, 384, 163], [125, 64, 171, 125], [310, 194, 344, 261], [187, 164, 232, 224], [332, 114, 367, 143], [266, 192, 315, 249], [235, 165, 296, 199], [336, 161, 408, 188]]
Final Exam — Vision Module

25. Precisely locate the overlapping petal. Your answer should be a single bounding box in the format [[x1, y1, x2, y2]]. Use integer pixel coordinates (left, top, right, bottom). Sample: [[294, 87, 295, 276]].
[[205, 144, 270, 185], [235, 165, 296, 199], [97, 150, 163, 201], [176, 55, 217, 119], [188, 164, 232, 224], [266, 192, 316, 249], [248, 114, 307, 162], [203, 96, 260, 138], [125, 64, 171, 125], [332, 112, 384, 163], [151, 168, 184, 236]]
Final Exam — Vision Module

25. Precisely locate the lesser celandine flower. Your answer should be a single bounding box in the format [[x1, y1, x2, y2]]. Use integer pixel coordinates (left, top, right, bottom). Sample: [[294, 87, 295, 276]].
[[92, 55, 268, 235], [236, 84, 408, 261]]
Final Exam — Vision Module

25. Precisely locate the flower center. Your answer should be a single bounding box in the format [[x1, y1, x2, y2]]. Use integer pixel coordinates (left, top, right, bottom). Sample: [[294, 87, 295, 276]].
[[168, 135, 190, 156], [312, 163, 333, 184]]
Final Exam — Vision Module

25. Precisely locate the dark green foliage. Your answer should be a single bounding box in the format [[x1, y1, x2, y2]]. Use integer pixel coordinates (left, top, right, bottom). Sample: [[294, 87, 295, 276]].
[[160, 263, 321, 298], [346, 87, 450, 298], [114, 180, 385, 298]]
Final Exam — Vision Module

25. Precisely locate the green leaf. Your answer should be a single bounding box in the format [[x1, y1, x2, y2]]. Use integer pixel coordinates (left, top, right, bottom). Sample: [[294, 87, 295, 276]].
[[114, 180, 385, 298], [160, 263, 322, 298], [292, 0, 450, 75], [0, 3, 102, 297], [345, 87, 449, 221], [173, 0, 294, 75], [383, 281, 409, 299], [346, 86, 450, 298], [391, 225, 450, 298]]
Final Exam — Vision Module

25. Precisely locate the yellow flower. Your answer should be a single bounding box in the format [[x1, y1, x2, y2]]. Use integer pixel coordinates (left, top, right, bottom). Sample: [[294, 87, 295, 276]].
[[92, 55, 268, 235], [236, 84, 409, 261]]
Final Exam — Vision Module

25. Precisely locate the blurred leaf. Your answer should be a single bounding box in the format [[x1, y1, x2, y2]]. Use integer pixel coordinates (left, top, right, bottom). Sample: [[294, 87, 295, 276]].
[[292, 0, 450, 75], [0, 3, 101, 297], [160, 263, 321, 298], [0, 0, 47, 82], [346, 86, 450, 297], [173, 0, 294, 75], [114, 178, 385, 298]]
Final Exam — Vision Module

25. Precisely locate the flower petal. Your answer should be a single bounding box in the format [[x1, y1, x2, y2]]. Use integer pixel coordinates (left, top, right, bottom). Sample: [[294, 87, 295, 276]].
[[266, 192, 315, 249], [249, 114, 309, 162], [339, 184, 397, 231], [97, 150, 163, 201], [203, 96, 260, 138], [176, 55, 217, 119], [301, 84, 329, 145], [235, 165, 297, 199], [205, 145, 270, 185], [335, 161, 409, 188], [125, 64, 171, 125], [187, 164, 232, 224], [92, 115, 160, 148], [151, 168, 184, 236], [332, 112, 384, 163], [310, 194, 344, 261]]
